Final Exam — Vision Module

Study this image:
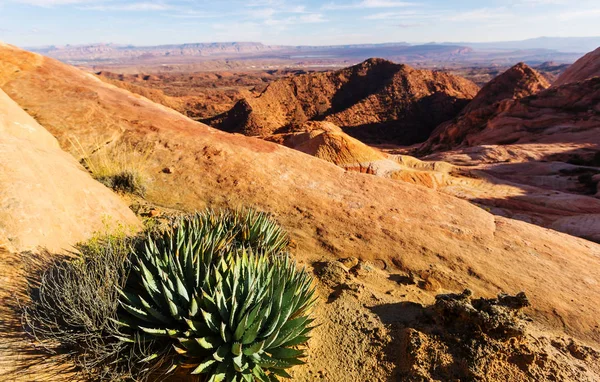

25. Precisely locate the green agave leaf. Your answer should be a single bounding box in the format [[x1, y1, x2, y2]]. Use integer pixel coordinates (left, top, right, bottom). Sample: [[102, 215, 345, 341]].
[[175, 274, 191, 303], [177, 337, 204, 352], [172, 344, 187, 355], [261, 310, 282, 339], [213, 344, 230, 362], [231, 341, 243, 356], [116, 288, 143, 307], [161, 282, 182, 319], [232, 352, 246, 372], [279, 335, 310, 348], [138, 326, 179, 337], [256, 353, 305, 370], [189, 293, 200, 317], [270, 368, 292, 379], [233, 311, 249, 341], [253, 365, 270, 382], [120, 301, 151, 322], [201, 290, 219, 314], [268, 347, 304, 359], [241, 314, 263, 345], [242, 340, 265, 356], [195, 336, 221, 350], [220, 321, 232, 343], [191, 358, 216, 375], [202, 309, 221, 334], [138, 294, 170, 323], [138, 255, 160, 294], [268, 316, 311, 347]]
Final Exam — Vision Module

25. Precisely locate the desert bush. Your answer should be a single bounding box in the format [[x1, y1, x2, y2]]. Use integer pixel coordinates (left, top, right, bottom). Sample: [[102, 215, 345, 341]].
[[21, 233, 138, 381], [22, 209, 315, 381]]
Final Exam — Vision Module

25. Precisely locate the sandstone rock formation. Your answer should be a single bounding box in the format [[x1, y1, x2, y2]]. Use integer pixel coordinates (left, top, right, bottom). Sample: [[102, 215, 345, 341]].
[[462, 62, 549, 113], [0, 88, 139, 253], [205, 58, 479, 145], [266, 121, 401, 175], [423, 62, 554, 151], [554, 46, 600, 86], [1, 44, 600, 379], [410, 49, 600, 244]]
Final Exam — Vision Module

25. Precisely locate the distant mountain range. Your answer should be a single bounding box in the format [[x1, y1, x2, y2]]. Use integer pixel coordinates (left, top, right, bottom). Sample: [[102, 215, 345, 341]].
[[26, 37, 599, 68], [441, 36, 600, 53]]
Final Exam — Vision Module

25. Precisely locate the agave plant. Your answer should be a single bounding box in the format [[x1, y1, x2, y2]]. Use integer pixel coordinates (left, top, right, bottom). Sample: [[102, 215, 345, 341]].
[[116, 210, 316, 381]]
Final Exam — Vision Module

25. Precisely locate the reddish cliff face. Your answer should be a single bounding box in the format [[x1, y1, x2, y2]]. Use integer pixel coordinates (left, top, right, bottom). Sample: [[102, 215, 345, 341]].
[[205, 58, 479, 145], [554, 46, 600, 86]]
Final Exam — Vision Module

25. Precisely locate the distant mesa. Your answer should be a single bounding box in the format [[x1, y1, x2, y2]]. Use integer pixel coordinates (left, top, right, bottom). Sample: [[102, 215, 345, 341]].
[[204, 58, 479, 145]]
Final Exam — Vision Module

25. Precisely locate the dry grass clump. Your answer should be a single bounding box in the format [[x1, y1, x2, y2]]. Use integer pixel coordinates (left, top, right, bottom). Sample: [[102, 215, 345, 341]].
[[71, 138, 152, 196]]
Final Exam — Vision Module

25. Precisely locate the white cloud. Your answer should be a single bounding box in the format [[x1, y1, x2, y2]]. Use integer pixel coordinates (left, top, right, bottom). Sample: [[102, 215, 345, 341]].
[[166, 9, 222, 19], [14, 0, 94, 5], [363, 10, 427, 20], [289, 5, 306, 13], [248, 7, 277, 18], [244, 0, 285, 7], [264, 13, 327, 26], [322, 0, 414, 10], [444, 8, 513, 22], [517, 0, 568, 4], [557, 8, 600, 20], [80, 2, 172, 11]]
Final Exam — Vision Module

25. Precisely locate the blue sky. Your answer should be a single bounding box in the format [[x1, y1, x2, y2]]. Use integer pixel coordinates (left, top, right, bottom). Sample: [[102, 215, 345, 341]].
[[0, 0, 599, 47]]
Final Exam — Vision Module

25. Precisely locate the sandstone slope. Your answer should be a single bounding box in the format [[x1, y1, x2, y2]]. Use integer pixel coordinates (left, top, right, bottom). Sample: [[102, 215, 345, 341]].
[[205, 58, 479, 145], [554, 46, 600, 86], [0, 88, 139, 253], [0, 43, 599, 379]]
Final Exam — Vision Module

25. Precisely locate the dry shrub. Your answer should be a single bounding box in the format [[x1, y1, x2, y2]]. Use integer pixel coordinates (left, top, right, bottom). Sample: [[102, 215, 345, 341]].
[[21, 233, 149, 381]]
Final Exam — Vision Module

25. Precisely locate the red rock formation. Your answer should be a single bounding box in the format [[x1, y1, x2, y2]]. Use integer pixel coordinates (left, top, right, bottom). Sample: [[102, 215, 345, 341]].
[[205, 58, 479, 145], [266, 121, 401, 175], [462, 62, 549, 113]]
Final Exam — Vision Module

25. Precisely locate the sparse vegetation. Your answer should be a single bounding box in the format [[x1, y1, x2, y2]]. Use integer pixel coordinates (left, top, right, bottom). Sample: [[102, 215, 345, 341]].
[[22, 232, 137, 381], [71, 138, 152, 196], [22, 209, 316, 381]]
